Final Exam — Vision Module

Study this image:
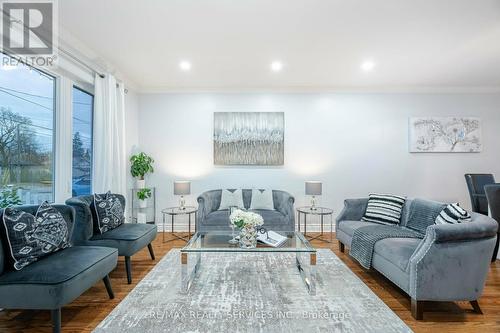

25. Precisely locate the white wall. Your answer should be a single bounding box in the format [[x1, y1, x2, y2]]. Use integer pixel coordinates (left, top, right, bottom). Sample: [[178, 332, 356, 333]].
[[124, 89, 140, 219], [137, 92, 500, 231]]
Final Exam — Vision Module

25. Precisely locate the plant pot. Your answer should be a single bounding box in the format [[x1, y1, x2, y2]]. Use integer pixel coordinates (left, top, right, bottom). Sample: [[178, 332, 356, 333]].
[[137, 212, 147, 224], [239, 225, 257, 248], [136, 179, 146, 189], [138, 199, 148, 209]]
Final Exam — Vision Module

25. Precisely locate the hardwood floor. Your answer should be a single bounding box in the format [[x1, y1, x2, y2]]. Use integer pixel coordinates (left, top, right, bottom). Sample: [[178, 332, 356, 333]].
[[1, 232, 499, 332]]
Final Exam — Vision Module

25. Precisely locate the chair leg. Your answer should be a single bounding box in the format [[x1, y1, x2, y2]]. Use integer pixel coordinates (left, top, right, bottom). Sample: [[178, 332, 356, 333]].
[[103, 275, 114, 299], [411, 298, 424, 320], [339, 241, 345, 253], [491, 237, 499, 262], [51, 308, 61, 333], [147, 243, 156, 260], [470, 300, 483, 314], [125, 256, 132, 284]]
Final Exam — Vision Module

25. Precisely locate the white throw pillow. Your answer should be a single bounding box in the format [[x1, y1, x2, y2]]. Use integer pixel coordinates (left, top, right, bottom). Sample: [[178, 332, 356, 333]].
[[250, 189, 275, 210], [218, 189, 245, 210]]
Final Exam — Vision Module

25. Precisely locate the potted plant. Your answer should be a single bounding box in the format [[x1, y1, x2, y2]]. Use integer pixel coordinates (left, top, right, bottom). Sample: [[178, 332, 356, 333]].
[[137, 188, 152, 209], [130, 152, 154, 188]]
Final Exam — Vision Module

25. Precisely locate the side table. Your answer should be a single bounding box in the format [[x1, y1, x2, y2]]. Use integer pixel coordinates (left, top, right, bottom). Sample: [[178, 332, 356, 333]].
[[296, 206, 334, 243], [161, 206, 197, 243]]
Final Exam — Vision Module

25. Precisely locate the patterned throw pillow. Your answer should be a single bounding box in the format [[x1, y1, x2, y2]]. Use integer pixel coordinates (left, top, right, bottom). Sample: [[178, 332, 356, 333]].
[[361, 193, 406, 225], [92, 191, 124, 234], [435, 203, 471, 224], [1, 202, 71, 270]]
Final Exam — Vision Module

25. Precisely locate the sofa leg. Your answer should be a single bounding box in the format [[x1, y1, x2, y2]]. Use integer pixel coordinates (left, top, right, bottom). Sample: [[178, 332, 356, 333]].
[[339, 241, 345, 253], [470, 300, 483, 314], [51, 308, 61, 333], [411, 298, 424, 320], [103, 275, 115, 299], [125, 256, 132, 284], [147, 243, 156, 260]]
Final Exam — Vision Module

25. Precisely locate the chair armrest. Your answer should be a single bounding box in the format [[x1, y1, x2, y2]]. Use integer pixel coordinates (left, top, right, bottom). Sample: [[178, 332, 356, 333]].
[[408, 216, 497, 301], [335, 198, 368, 230], [65, 197, 95, 243]]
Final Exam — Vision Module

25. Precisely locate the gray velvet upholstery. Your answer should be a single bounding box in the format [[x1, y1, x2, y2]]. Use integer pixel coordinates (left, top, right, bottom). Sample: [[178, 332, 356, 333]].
[[197, 189, 295, 232], [465, 174, 495, 215], [65, 194, 157, 257], [0, 204, 118, 312], [336, 197, 498, 306]]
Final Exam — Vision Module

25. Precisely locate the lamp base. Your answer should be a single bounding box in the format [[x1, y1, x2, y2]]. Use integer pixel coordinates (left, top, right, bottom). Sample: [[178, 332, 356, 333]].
[[310, 196, 317, 210], [179, 196, 186, 210]]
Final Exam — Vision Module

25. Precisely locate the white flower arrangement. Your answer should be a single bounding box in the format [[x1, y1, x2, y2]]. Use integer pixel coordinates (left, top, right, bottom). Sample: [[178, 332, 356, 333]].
[[229, 209, 264, 229]]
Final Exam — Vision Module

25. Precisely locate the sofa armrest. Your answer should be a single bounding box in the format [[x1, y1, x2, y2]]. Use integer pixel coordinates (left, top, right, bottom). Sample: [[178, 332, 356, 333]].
[[272, 190, 295, 228], [408, 215, 497, 301], [196, 192, 219, 227], [335, 198, 368, 230]]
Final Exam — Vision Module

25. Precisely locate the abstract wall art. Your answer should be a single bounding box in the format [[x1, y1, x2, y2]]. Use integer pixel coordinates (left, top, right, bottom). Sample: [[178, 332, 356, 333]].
[[214, 112, 284, 165], [409, 117, 482, 153]]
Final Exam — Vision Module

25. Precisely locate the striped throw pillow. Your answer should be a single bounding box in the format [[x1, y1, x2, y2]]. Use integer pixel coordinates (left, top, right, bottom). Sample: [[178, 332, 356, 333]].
[[435, 203, 471, 224], [361, 193, 406, 225]]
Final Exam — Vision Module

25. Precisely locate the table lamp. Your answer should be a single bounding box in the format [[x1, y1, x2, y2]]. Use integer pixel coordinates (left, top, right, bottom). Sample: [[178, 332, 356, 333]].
[[174, 181, 191, 210], [305, 181, 322, 210]]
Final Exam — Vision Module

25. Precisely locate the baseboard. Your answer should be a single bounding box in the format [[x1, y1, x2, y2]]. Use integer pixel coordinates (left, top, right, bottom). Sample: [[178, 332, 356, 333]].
[[155, 224, 336, 233]]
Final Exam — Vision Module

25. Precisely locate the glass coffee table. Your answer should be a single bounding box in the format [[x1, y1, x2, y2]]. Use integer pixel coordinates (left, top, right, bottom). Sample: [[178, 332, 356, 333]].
[[180, 231, 317, 295]]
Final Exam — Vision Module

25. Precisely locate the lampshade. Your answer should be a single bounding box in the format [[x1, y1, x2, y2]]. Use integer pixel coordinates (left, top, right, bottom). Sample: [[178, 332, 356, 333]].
[[174, 181, 191, 195], [305, 181, 322, 196]]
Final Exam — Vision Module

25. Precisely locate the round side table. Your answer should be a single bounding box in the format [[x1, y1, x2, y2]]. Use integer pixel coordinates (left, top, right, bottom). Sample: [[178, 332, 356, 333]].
[[161, 206, 197, 243], [296, 206, 334, 243]]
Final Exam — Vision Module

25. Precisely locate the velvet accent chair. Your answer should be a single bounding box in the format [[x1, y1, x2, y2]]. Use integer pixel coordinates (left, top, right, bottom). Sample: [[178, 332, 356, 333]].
[[0, 205, 118, 333], [485, 184, 500, 261], [66, 194, 157, 284], [465, 174, 495, 215]]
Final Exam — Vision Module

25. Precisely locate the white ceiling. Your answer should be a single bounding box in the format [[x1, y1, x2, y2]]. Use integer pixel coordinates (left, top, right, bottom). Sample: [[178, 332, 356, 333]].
[[59, 0, 500, 92]]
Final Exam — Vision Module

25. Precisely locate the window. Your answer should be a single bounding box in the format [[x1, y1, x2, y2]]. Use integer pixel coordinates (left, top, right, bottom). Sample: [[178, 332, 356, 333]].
[[72, 86, 93, 196], [0, 62, 56, 205]]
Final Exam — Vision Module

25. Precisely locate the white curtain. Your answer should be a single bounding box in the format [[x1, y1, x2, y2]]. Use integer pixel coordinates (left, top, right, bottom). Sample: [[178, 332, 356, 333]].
[[93, 73, 127, 195]]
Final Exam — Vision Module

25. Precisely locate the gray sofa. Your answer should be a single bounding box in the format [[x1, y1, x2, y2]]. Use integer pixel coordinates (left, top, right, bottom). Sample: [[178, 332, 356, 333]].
[[197, 189, 295, 232], [66, 194, 157, 284], [0, 205, 118, 333], [336, 198, 498, 319]]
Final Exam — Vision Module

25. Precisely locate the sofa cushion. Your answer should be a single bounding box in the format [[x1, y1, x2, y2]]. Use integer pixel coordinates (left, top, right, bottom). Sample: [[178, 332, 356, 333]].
[[0, 246, 116, 285], [373, 238, 421, 272], [92, 191, 125, 234], [2, 202, 72, 271], [204, 209, 288, 227], [0, 246, 117, 309], [337, 220, 381, 237], [88, 223, 157, 257], [361, 193, 406, 225]]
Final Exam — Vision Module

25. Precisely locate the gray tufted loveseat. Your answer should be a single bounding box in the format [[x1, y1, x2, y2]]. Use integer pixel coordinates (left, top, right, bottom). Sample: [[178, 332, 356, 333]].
[[197, 189, 295, 232]]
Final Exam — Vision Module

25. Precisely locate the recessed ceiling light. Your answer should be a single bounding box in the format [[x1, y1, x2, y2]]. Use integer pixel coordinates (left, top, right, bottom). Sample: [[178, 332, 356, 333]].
[[179, 61, 192, 71], [361, 60, 376, 72], [270, 61, 283, 72]]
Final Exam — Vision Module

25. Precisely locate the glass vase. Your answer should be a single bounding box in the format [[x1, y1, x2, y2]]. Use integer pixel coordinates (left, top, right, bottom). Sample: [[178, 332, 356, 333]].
[[239, 225, 257, 248]]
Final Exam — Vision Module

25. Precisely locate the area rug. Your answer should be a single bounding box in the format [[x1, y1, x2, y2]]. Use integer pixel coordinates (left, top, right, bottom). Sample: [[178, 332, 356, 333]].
[[95, 249, 412, 332]]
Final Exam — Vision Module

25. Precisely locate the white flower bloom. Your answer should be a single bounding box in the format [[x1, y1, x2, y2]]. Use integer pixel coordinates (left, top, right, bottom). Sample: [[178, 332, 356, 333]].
[[229, 209, 264, 227]]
